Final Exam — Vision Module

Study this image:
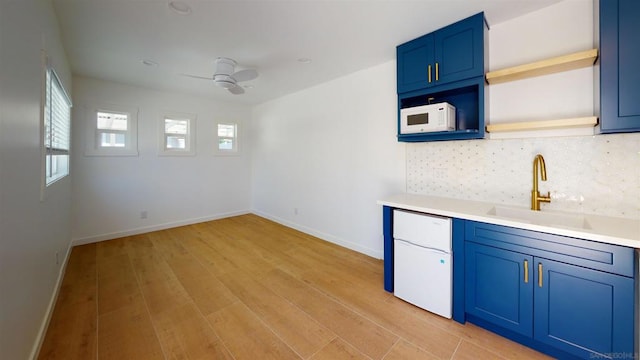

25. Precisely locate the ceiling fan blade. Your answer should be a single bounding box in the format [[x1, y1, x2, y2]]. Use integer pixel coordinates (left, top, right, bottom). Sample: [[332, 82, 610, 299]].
[[180, 73, 213, 80], [228, 85, 245, 95], [232, 69, 258, 82]]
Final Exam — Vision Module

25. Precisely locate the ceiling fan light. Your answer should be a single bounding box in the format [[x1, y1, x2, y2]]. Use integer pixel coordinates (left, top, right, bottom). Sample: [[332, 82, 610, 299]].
[[215, 80, 235, 89]]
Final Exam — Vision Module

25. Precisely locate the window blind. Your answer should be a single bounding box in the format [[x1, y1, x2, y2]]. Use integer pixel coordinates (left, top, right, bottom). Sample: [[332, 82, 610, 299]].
[[44, 65, 72, 185]]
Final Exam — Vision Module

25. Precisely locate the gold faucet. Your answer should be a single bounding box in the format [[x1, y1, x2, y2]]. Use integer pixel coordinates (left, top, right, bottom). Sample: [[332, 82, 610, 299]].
[[531, 154, 551, 211]]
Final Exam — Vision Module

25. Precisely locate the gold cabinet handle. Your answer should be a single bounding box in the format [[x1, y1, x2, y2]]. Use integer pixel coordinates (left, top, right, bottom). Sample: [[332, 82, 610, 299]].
[[538, 263, 543, 287], [524, 260, 529, 283], [435, 62, 439, 81], [428, 64, 432, 83]]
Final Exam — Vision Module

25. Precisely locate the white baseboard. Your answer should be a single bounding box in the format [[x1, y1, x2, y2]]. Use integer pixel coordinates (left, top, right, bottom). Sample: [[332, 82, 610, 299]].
[[71, 210, 250, 246], [70, 210, 382, 261], [29, 245, 72, 360], [251, 209, 383, 259]]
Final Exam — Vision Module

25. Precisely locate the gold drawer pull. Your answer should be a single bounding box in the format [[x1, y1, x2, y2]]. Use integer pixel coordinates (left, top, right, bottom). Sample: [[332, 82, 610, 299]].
[[428, 65, 432, 83], [538, 263, 543, 287], [524, 260, 529, 283]]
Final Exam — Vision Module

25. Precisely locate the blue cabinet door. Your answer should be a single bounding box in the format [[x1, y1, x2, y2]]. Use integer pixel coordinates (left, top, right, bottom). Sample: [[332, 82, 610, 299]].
[[464, 220, 636, 359], [534, 258, 635, 359], [600, 0, 640, 133], [397, 35, 435, 94], [397, 12, 486, 94], [465, 242, 534, 337], [434, 12, 485, 86]]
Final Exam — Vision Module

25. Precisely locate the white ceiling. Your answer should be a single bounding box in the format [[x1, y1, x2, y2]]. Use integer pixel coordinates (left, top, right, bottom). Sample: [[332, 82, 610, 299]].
[[52, 0, 562, 105]]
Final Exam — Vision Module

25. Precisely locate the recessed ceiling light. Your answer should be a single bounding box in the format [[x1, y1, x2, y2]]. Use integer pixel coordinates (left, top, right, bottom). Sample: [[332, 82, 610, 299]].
[[168, 1, 192, 15], [141, 59, 158, 67], [297, 58, 312, 64]]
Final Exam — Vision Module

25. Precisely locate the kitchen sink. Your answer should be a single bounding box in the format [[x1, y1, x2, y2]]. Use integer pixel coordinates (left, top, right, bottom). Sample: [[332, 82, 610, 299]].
[[487, 205, 591, 230]]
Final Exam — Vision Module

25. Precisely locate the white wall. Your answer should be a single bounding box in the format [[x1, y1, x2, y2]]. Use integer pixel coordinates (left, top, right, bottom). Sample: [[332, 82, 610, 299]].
[[489, 0, 595, 127], [71, 77, 252, 244], [407, 0, 640, 220], [250, 61, 406, 258], [0, 0, 73, 358]]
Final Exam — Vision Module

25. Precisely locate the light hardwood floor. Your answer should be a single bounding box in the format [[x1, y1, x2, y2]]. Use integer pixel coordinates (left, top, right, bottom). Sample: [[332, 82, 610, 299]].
[[38, 214, 552, 360]]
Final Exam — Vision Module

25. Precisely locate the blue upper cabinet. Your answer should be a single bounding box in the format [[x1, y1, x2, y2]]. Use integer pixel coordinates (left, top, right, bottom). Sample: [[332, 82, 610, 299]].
[[434, 14, 486, 86], [600, 0, 640, 133], [396, 13, 487, 142], [397, 35, 434, 94], [397, 12, 486, 94]]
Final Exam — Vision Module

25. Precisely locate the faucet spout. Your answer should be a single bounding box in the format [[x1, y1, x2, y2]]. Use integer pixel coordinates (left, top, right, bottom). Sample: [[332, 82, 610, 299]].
[[531, 154, 551, 211]]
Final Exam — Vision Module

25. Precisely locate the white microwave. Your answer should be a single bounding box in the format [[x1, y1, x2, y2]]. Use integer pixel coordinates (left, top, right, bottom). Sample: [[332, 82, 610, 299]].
[[400, 102, 456, 134]]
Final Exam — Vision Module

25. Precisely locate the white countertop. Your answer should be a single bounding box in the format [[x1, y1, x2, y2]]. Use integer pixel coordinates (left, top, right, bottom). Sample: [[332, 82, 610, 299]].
[[378, 193, 640, 249]]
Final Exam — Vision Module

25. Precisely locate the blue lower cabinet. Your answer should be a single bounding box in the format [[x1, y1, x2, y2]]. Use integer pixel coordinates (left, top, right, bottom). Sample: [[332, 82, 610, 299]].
[[465, 242, 533, 337], [384, 214, 635, 358], [464, 220, 636, 359], [534, 258, 635, 359], [382, 206, 393, 292]]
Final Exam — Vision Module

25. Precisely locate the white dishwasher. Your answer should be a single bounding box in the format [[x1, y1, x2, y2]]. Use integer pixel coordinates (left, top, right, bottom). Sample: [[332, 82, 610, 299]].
[[393, 209, 452, 318]]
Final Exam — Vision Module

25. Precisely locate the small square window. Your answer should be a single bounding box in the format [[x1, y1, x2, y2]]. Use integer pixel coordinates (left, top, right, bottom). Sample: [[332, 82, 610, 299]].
[[96, 111, 129, 148], [215, 123, 238, 154], [159, 113, 196, 156], [85, 104, 138, 156]]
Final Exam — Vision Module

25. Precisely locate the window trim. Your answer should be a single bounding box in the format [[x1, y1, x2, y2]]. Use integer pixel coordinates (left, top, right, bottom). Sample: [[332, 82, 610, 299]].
[[214, 122, 239, 156], [158, 112, 196, 156], [84, 103, 139, 156], [41, 53, 72, 193]]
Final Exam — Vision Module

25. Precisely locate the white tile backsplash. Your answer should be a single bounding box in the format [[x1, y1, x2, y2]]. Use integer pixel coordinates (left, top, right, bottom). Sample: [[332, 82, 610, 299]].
[[407, 133, 640, 219]]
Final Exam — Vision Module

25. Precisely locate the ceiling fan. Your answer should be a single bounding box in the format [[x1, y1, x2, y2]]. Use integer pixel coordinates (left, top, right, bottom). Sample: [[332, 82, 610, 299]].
[[182, 57, 258, 95]]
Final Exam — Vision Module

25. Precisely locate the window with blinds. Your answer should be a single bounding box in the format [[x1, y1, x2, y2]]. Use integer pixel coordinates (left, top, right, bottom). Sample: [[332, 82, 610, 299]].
[[44, 66, 72, 186]]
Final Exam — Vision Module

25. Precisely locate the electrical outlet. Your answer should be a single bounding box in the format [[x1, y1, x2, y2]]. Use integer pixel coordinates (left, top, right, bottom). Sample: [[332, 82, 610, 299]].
[[294, 208, 299, 215], [140, 210, 148, 219]]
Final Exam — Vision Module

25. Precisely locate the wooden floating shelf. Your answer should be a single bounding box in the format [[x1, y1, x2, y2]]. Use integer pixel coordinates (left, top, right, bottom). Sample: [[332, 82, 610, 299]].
[[485, 49, 598, 84], [486, 116, 599, 133]]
